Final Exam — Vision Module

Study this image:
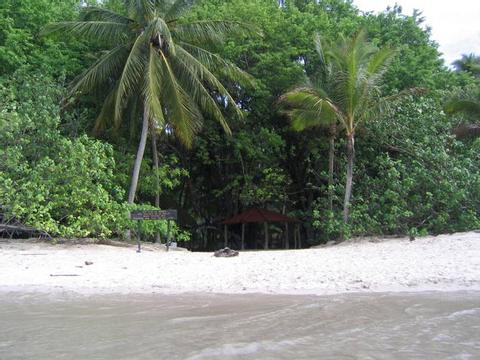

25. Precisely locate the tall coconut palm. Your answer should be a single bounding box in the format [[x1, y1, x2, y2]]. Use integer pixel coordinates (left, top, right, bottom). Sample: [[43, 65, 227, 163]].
[[281, 30, 394, 226], [43, 0, 254, 204]]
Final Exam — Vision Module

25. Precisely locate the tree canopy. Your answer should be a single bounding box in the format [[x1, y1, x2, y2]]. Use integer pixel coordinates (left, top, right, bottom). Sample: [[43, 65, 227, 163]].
[[1, 0, 478, 246]]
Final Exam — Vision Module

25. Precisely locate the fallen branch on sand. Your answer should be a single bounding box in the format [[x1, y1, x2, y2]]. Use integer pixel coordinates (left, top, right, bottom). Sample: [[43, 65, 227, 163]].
[[49, 274, 80, 277]]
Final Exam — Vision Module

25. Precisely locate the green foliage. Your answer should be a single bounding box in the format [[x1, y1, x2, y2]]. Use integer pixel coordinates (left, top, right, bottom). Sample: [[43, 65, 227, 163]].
[[362, 6, 444, 92], [114, 151, 189, 202], [0, 72, 191, 240], [0, 0, 86, 78], [0, 73, 126, 237], [314, 95, 480, 238], [1, 0, 478, 246]]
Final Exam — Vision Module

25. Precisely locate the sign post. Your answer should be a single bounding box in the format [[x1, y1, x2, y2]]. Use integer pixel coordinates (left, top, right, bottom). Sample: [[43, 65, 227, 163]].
[[130, 209, 178, 253]]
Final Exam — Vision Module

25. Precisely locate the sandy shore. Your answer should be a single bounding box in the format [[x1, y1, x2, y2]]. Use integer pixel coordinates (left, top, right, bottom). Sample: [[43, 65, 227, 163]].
[[0, 231, 479, 295]]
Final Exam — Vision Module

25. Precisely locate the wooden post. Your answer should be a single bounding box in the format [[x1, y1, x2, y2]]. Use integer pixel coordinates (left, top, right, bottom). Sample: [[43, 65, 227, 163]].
[[264, 222, 269, 249], [285, 223, 289, 249], [166, 220, 171, 252], [136, 221, 142, 253], [241, 223, 245, 250], [224, 224, 228, 248]]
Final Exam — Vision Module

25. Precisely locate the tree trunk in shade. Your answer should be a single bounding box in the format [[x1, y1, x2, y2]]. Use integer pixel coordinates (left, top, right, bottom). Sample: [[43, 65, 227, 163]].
[[343, 133, 355, 225], [151, 127, 161, 243], [128, 106, 149, 204], [328, 122, 336, 212]]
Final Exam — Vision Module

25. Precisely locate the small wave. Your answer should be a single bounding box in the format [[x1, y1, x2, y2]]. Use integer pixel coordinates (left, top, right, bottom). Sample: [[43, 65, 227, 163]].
[[185, 337, 309, 360], [447, 308, 480, 320]]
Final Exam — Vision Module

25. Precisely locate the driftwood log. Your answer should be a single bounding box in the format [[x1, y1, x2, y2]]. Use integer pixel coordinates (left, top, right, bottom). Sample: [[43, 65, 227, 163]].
[[214, 247, 239, 257], [0, 224, 51, 240]]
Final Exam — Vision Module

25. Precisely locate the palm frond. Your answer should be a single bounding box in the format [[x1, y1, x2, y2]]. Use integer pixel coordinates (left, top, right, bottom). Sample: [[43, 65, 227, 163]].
[[280, 89, 341, 131], [366, 46, 395, 77], [69, 44, 131, 97], [382, 87, 428, 103], [179, 42, 255, 88], [287, 109, 337, 131], [173, 20, 258, 45], [125, 0, 156, 23], [172, 53, 230, 133], [143, 45, 166, 126], [114, 33, 148, 124], [42, 21, 129, 43], [159, 49, 203, 147], [93, 85, 118, 135], [81, 7, 133, 24], [176, 45, 246, 119], [165, 0, 196, 22]]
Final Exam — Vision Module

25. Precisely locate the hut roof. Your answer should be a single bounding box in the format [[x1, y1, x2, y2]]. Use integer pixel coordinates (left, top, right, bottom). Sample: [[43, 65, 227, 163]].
[[221, 208, 299, 225]]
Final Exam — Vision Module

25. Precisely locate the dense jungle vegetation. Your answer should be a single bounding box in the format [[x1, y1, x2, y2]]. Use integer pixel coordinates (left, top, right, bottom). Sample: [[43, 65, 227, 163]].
[[1, 0, 479, 248]]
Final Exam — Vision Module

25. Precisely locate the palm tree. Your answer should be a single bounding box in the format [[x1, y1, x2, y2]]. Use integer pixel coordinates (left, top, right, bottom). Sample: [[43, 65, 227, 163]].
[[281, 30, 394, 226], [452, 53, 480, 77], [44, 0, 254, 204]]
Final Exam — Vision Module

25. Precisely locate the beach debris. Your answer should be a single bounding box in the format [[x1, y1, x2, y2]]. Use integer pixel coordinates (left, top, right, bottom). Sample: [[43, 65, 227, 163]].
[[0, 207, 52, 240], [50, 274, 80, 277], [85, 261, 93, 265], [214, 247, 239, 257]]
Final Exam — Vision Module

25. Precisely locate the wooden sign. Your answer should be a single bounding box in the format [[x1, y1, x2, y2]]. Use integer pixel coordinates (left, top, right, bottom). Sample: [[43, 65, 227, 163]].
[[130, 209, 177, 221]]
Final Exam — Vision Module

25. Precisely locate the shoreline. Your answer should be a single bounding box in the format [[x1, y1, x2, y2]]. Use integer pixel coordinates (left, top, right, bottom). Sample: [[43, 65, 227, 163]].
[[1, 231, 479, 296]]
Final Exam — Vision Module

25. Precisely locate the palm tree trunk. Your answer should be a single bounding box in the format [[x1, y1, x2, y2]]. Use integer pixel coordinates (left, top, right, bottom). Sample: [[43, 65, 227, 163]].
[[328, 123, 336, 212], [151, 127, 161, 243], [128, 106, 149, 204], [343, 133, 355, 224]]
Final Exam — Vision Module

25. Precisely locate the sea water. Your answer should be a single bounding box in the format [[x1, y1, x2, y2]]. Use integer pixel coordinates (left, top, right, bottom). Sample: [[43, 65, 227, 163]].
[[0, 291, 479, 359]]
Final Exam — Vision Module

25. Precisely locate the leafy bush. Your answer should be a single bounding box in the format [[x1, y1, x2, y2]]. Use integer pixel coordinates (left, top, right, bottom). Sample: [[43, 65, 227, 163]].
[[0, 73, 127, 237], [0, 72, 191, 241], [313, 95, 480, 240]]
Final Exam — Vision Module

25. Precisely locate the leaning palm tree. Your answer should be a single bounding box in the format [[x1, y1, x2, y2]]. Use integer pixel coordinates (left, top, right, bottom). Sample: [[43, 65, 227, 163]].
[[43, 0, 254, 204], [281, 30, 394, 226]]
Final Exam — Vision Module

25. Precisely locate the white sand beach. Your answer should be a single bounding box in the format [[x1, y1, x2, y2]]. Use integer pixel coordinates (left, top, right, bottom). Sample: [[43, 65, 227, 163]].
[[0, 231, 479, 296]]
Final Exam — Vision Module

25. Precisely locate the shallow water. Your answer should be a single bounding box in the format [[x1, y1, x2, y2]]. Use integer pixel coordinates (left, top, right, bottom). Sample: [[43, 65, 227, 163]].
[[0, 291, 479, 359]]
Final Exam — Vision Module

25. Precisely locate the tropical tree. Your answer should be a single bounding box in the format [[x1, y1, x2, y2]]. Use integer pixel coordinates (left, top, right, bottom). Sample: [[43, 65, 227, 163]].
[[281, 30, 394, 227], [445, 53, 480, 139], [452, 53, 480, 77], [43, 0, 253, 204]]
